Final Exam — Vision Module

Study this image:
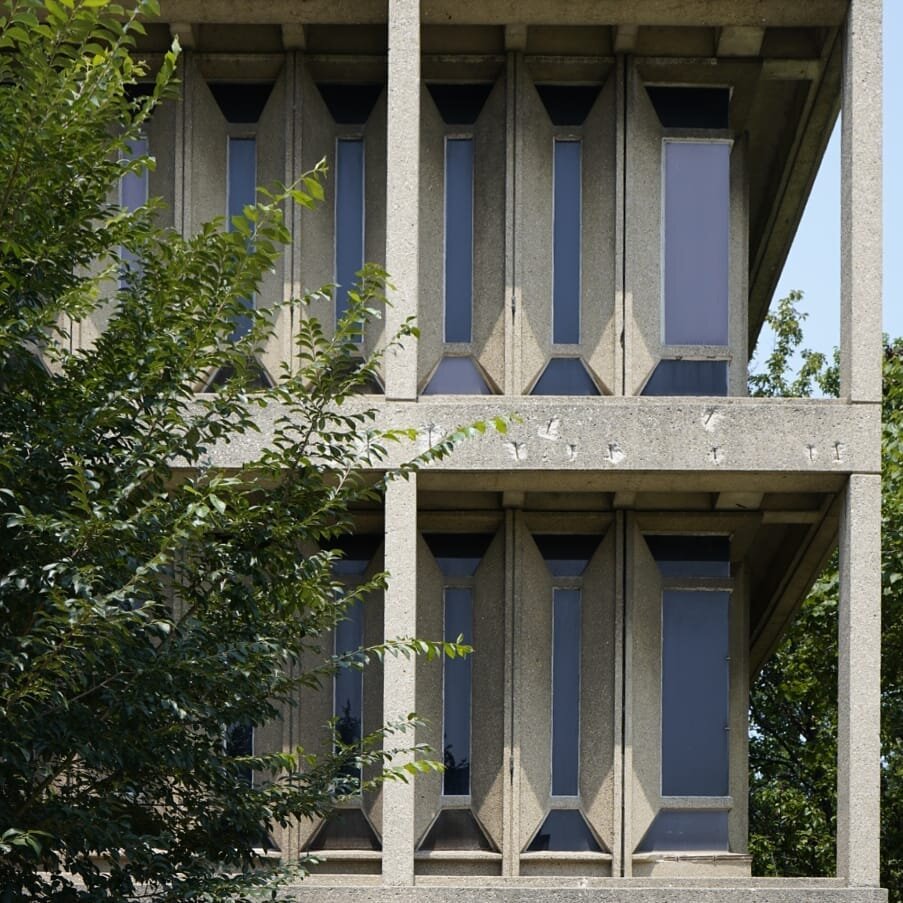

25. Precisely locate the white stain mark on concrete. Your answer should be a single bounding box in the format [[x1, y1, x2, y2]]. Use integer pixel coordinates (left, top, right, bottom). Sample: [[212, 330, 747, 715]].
[[606, 442, 625, 465], [539, 417, 561, 441], [702, 407, 725, 432], [504, 441, 528, 462]]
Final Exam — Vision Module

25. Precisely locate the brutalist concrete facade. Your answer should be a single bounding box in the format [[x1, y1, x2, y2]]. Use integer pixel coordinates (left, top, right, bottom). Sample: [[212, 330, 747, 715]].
[[140, 1, 884, 899]]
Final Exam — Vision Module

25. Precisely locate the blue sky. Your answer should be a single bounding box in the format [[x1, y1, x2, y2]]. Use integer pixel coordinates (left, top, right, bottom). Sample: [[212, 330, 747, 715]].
[[752, 3, 901, 365]]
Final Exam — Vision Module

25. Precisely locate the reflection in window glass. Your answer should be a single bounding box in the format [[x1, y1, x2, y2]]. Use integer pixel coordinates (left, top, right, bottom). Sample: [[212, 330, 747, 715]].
[[647, 535, 730, 578], [662, 590, 730, 796], [423, 533, 493, 798], [224, 722, 253, 786], [444, 138, 474, 344], [664, 141, 730, 346], [228, 137, 256, 340], [553, 140, 581, 344], [552, 588, 581, 796], [443, 587, 472, 795], [419, 808, 496, 852], [119, 137, 149, 284], [527, 809, 603, 853], [334, 600, 364, 773], [335, 139, 365, 334], [635, 809, 729, 852]]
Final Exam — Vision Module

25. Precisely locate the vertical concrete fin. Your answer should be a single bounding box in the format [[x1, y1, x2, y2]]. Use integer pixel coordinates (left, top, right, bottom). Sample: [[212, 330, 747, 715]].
[[837, 473, 882, 885], [384, 0, 420, 400], [840, 0, 883, 402], [382, 475, 418, 884]]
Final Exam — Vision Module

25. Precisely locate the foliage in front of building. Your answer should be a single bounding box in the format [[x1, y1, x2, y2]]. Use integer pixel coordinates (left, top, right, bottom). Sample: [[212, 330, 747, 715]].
[[749, 296, 903, 901], [0, 2, 495, 900]]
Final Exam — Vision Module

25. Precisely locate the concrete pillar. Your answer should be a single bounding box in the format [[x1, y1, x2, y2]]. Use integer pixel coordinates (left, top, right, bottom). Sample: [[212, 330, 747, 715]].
[[840, 0, 882, 402], [384, 0, 420, 400], [836, 473, 882, 885], [381, 475, 418, 884]]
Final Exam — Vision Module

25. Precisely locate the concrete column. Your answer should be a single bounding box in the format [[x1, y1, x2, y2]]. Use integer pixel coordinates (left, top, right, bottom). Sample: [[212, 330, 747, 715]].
[[840, 0, 883, 402], [381, 475, 418, 884], [384, 0, 420, 400], [837, 473, 882, 885]]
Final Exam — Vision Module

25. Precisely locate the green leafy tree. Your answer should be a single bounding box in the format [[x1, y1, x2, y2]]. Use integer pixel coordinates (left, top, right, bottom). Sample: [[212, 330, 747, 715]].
[[0, 2, 497, 900], [748, 293, 903, 900]]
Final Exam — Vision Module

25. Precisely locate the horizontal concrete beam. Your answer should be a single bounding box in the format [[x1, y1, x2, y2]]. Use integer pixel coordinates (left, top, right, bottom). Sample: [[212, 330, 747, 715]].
[[158, 0, 848, 26], [199, 398, 881, 476], [283, 881, 888, 902]]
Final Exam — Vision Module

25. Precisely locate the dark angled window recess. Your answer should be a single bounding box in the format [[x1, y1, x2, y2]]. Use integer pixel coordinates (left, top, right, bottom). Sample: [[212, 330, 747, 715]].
[[641, 360, 728, 397], [635, 810, 729, 853], [307, 808, 382, 851], [531, 357, 601, 396], [423, 356, 494, 395], [209, 82, 275, 123], [646, 86, 730, 129], [418, 808, 497, 852], [526, 809, 606, 853], [535, 84, 602, 126], [427, 83, 494, 125], [316, 83, 383, 124]]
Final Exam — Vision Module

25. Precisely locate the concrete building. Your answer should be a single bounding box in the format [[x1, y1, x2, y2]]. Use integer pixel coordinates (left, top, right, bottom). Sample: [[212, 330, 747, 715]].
[[126, 1, 884, 899]]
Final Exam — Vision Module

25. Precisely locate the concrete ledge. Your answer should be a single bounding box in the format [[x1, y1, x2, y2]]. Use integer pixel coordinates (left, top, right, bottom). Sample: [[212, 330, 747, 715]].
[[284, 881, 887, 902], [200, 397, 881, 476]]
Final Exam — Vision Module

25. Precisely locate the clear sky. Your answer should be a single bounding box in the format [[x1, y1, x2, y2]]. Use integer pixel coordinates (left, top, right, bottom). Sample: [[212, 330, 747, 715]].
[[752, 2, 901, 366]]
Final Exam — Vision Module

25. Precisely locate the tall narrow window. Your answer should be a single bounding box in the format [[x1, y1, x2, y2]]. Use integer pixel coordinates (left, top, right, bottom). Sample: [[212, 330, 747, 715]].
[[335, 138, 365, 334], [661, 590, 730, 795], [443, 586, 473, 795], [444, 138, 474, 344], [552, 140, 581, 345], [527, 534, 604, 854], [551, 587, 581, 796], [648, 535, 731, 797], [227, 137, 256, 340], [119, 137, 148, 282], [663, 141, 730, 346], [332, 549, 370, 786], [423, 534, 492, 799]]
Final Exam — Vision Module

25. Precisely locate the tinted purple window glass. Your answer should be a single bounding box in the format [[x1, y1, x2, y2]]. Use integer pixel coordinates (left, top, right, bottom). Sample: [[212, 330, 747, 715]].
[[662, 590, 730, 796], [641, 359, 728, 396], [664, 142, 729, 346], [423, 356, 492, 395], [531, 357, 599, 396], [443, 587, 472, 795], [636, 810, 729, 852], [120, 137, 148, 282], [334, 600, 364, 764], [553, 140, 581, 344], [228, 137, 256, 340], [335, 139, 365, 335], [445, 139, 474, 343], [552, 588, 581, 796]]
